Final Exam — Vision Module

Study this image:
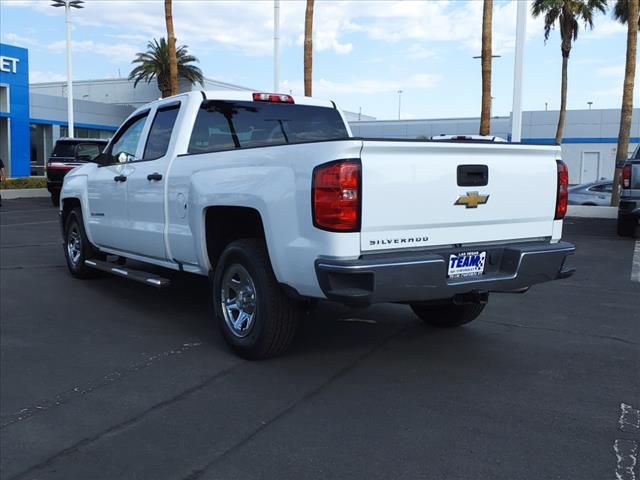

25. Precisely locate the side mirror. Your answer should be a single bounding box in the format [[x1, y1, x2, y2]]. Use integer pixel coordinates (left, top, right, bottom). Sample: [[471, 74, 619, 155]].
[[116, 151, 136, 163]]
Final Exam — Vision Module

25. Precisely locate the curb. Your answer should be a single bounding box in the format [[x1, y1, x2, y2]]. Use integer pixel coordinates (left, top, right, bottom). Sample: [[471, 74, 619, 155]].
[[567, 205, 618, 219], [1, 188, 50, 199]]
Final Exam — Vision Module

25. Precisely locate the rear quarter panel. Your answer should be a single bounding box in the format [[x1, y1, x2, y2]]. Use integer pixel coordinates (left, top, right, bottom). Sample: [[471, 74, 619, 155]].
[[166, 140, 364, 297]]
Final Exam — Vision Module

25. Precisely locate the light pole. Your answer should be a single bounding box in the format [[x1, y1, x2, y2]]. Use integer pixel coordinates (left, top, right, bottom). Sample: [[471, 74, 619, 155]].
[[51, 0, 84, 138], [511, 0, 526, 143], [397, 89, 403, 120], [274, 0, 280, 92]]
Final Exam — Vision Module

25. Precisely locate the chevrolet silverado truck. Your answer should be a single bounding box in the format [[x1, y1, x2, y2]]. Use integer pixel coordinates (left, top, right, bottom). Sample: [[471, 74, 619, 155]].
[[59, 91, 575, 359]]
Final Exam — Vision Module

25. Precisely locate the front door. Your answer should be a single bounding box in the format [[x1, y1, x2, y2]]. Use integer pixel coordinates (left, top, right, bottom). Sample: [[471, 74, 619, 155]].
[[86, 112, 149, 251], [86, 162, 131, 249]]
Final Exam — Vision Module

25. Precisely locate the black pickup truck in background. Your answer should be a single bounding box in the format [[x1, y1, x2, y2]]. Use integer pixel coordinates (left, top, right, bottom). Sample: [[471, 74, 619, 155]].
[[47, 138, 108, 206], [617, 144, 640, 237]]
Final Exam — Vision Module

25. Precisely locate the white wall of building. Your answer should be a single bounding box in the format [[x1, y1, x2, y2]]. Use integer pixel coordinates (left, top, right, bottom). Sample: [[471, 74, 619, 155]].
[[350, 108, 639, 184]]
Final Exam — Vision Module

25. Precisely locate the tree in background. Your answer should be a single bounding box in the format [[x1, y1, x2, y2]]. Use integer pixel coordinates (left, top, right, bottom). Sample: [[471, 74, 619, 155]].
[[613, 0, 640, 26], [532, 0, 607, 145], [479, 0, 493, 135], [165, 0, 178, 97], [128, 39, 204, 98], [611, 0, 639, 206], [304, 0, 315, 96]]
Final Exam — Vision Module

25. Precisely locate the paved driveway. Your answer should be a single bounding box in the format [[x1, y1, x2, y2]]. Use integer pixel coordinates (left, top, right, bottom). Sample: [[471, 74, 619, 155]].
[[1, 198, 639, 480]]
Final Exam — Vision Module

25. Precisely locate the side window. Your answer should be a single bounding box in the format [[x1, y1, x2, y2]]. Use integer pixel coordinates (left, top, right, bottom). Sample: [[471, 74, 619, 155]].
[[75, 143, 102, 162], [188, 108, 236, 154], [143, 104, 180, 160], [110, 114, 148, 163]]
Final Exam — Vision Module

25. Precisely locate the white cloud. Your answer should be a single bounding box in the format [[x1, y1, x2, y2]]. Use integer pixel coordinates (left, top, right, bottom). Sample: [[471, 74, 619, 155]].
[[1, 32, 37, 48], [407, 44, 436, 60], [30, 70, 66, 83], [282, 73, 440, 97], [48, 40, 139, 64], [0, 0, 556, 59], [597, 65, 625, 77]]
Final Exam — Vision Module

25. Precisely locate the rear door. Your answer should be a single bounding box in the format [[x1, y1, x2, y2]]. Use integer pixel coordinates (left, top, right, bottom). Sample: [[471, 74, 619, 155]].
[[121, 102, 181, 260], [359, 140, 559, 252]]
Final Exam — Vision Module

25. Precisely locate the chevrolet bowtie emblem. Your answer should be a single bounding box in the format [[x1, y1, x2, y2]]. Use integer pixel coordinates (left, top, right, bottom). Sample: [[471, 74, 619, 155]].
[[454, 191, 490, 208]]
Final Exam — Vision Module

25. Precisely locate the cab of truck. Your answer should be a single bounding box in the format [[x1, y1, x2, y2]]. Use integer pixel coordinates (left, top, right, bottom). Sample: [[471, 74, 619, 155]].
[[617, 145, 640, 237]]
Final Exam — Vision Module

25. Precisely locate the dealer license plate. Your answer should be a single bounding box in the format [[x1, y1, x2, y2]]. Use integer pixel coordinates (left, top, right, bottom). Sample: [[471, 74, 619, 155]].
[[447, 251, 486, 279]]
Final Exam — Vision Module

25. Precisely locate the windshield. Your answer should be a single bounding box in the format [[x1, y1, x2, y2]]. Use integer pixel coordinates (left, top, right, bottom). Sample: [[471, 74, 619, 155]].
[[51, 142, 76, 158]]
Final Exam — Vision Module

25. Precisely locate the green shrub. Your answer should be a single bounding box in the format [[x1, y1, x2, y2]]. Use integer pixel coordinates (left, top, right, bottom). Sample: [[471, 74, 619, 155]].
[[0, 177, 47, 190]]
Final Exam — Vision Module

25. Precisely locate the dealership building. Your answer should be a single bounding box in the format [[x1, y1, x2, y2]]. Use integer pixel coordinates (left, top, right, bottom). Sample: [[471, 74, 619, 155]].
[[351, 110, 640, 185], [1, 41, 638, 185]]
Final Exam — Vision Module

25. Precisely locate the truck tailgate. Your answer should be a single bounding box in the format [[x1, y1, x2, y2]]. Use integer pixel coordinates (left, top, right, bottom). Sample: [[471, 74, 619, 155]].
[[359, 140, 560, 252]]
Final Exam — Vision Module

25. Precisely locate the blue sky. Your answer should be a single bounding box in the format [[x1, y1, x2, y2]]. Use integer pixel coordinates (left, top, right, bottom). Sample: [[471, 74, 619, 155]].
[[0, 0, 631, 120]]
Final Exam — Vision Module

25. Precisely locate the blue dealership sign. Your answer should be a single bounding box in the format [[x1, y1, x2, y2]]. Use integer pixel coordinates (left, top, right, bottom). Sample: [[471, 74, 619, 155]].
[[0, 43, 30, 177]]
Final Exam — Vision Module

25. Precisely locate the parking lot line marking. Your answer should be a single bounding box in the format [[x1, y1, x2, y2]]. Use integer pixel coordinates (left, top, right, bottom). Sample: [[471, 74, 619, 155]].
[[0, 208, 57, 215], [0, 220, 58, 227], [614, 439, 638, 480], [620, 403, 640, 434], [632, 241, 640, 283], [339, 318, 378, 324], [0, 342, 204, 429]]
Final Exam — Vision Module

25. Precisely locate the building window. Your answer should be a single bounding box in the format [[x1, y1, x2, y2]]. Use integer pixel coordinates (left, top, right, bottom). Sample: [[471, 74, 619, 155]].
[[0, 85, 9, 113], [60, 126, 113, 139]]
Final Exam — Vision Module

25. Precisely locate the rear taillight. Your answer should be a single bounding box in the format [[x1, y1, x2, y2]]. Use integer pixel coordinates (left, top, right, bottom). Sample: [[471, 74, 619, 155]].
[[555, 160, 569, 220], [252, 92, 294, 103], [312, 160, 361, 232], [622, 164, 632, 189]]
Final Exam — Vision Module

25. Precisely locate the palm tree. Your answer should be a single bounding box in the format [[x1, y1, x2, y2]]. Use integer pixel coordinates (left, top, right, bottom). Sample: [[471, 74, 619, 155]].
[[613, 0, 640, 26], [304, 0, 315, 96], [611, 0, 639, 206], [128, 38, 204, 98], [480, 0, 493, 135], [164, 0, 178, 97], [532, 0, 608, 145]]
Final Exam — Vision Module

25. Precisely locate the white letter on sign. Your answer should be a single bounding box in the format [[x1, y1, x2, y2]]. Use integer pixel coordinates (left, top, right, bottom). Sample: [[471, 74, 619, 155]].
[[0, 57, 20, 74]]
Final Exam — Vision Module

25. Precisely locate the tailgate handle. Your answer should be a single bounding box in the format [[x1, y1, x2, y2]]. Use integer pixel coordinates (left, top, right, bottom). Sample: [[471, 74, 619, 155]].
[[457, 165, 488, 187]]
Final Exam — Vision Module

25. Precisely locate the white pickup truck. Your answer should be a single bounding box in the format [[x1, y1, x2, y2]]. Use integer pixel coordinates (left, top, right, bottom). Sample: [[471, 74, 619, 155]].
[[60, 90, 575, 358]]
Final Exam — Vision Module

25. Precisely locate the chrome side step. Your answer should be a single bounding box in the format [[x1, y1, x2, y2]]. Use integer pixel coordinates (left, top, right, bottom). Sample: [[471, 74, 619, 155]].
[[84, 260, 171, 288]]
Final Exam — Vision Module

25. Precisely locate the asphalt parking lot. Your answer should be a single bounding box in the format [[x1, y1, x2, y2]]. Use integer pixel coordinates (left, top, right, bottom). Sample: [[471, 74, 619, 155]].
[[1, 197, 639, 480]]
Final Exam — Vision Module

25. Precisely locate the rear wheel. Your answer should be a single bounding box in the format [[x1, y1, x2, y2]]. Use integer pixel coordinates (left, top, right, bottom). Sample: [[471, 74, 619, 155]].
[[410, 300, 486, 328], [617, 214, 637, 237], [63, 207, 99, 278], [213, 238, 300, 359], [51, 192, 60, 207]]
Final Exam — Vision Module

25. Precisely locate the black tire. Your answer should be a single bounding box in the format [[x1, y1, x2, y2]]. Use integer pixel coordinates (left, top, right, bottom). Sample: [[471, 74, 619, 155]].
[[410, 300, 486, 328], [617, 214, 637, 237], [213, 238, 300, 359], [51, 192, 60, 207], [63, 207, 99, 278]]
